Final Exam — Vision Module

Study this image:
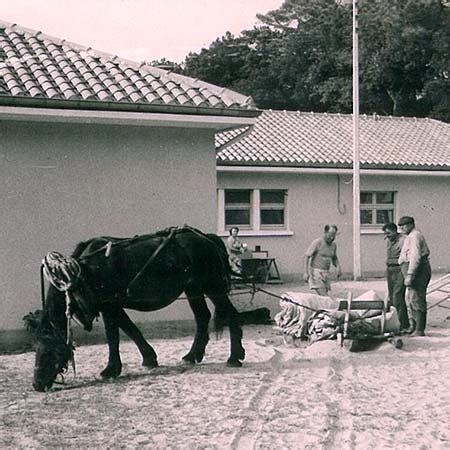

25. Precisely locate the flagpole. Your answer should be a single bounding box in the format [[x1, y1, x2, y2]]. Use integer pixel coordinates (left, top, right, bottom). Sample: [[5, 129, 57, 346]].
[[352, 0, 361, 280]]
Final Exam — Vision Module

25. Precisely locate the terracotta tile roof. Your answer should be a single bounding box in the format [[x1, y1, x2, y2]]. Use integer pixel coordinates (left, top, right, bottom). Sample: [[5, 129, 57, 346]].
[[0, 21, 258, 117], [216, 110, 450, 170]]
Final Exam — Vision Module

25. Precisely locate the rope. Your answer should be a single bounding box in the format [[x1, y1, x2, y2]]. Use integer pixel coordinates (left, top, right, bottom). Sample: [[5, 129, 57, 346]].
[[238, 282, 382, 336], [42, 252, 81, 292], [65, 292, 72, 345], [41, 251, 82, 349], [253, 285, 321, 313], [40, 264, 46, 311]]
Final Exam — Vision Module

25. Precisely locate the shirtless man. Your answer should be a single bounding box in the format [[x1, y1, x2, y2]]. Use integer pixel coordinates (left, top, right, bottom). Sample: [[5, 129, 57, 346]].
[[303, 224, 342, 296]]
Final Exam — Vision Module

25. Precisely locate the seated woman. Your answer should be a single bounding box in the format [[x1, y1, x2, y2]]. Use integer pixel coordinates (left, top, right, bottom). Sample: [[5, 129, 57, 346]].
[[226, 227, 246, 273]]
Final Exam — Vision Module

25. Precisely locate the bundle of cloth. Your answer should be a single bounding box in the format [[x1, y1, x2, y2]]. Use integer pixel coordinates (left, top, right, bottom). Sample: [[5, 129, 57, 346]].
[[274, 292, 338, 340], [274, 290, 400, 343]]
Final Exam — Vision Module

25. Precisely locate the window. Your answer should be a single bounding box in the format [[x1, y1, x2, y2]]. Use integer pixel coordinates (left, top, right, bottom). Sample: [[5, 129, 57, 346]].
[[224, 190, 252, 228], [260, 190, 285, 229], [219, 188, 288, 233], [360, 191, 395, 226]]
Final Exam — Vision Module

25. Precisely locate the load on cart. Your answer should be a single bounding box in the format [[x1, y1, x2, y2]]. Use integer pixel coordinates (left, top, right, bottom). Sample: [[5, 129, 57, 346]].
[[274, 289, 403, 350]]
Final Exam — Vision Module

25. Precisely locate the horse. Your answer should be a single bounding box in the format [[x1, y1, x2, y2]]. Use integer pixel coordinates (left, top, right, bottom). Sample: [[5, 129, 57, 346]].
[[29, 226, 245, 392]]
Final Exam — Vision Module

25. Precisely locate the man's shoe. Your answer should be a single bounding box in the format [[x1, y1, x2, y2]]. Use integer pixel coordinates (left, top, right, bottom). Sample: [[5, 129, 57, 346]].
[[412, 312, 427, 337], [403, 319, 416, 335], [415, 312, 427, 335], [412, 330, 425, 337]]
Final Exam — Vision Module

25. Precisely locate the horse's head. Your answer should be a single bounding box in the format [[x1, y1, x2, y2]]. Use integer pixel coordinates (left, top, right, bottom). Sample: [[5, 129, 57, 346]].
[[25, 310, 73, 392]]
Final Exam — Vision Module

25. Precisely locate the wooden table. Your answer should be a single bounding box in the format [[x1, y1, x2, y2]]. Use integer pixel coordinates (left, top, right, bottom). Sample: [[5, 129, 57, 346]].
[[241, 257, 282, 283]]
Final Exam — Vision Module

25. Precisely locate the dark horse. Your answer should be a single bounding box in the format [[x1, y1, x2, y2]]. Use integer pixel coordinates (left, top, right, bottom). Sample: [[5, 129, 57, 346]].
[[31, 226, 245, 392]]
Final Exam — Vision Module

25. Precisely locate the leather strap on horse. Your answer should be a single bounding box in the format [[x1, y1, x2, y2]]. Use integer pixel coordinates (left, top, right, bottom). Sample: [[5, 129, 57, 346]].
[[127, 227, 178, 296]]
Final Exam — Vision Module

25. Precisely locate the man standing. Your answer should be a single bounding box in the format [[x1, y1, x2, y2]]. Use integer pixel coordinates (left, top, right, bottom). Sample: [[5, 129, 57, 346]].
[[382, 223, 409, 332], [304, 224, 342, 296], [398, 216, 431, 336]]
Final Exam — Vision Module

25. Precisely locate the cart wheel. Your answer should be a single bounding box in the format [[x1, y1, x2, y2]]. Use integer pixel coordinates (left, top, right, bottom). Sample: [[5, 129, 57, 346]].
[[394, 338, 403, 349]]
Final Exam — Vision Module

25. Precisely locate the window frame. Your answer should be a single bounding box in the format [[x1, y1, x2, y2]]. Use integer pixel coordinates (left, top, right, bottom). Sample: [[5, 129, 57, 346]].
[[360, 190, 396, 228], [259, 189, 287, 230], [223, 189, 253, 230], [218, 188, 290, 235]]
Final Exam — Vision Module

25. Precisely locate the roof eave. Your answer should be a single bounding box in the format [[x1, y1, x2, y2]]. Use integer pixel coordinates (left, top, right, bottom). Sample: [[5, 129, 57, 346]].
[[216, 162, 450, 176], [0, 95, 262, 119]]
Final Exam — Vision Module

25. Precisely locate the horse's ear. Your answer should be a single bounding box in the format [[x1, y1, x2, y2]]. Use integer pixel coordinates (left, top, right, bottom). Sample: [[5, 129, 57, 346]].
[[23, 310, 44, 335]]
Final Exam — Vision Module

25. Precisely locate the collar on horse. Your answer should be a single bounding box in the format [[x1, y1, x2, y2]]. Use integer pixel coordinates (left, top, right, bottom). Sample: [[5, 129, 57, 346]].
[[41, 252, 84, 343]]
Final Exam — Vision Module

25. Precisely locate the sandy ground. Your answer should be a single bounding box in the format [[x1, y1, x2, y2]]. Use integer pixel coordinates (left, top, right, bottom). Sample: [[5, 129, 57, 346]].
[[1, 279, 450, 449]]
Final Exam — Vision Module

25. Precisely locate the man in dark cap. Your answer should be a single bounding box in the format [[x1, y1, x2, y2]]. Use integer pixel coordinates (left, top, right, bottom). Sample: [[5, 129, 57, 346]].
[[382, 222, 409, 332], [398, 216, 431, 336]]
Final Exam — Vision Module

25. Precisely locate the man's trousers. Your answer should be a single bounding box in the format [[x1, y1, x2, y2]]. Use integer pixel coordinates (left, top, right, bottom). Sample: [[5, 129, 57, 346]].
[[387, 265, 408, 329]]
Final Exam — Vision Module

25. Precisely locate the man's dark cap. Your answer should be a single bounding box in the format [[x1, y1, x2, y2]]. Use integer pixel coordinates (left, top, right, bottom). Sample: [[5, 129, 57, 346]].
[[398, 216, 415, 226]]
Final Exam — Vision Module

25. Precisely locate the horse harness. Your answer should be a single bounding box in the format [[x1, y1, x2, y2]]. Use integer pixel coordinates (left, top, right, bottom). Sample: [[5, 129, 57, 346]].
[[40, 226, 216, 339]]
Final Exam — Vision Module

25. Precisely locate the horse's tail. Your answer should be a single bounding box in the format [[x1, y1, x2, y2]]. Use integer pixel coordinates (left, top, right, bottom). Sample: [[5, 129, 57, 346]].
[[203, 233, 245, 333], [179, 225, 233, 286], [204, 233, 234, 289]]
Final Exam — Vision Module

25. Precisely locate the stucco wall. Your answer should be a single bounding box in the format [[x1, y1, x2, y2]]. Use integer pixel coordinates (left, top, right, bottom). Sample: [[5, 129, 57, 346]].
[[217, 171, 450, 279], [1, 120, 217, 329], [359, 175, 449, 274]]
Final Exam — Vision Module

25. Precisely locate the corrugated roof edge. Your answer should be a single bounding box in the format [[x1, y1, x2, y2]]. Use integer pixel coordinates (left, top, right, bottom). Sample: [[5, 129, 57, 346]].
[[0, 20, 260, 118]]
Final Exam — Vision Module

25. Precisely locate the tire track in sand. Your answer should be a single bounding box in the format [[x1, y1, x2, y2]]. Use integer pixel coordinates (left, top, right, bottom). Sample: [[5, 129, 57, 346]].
[[230, 348, 284, 449], [320, 350, 366, 450]]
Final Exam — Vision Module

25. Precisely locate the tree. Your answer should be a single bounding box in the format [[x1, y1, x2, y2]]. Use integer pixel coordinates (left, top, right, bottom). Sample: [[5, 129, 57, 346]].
[[183, 32, 252, 92], [182, 0, 450, 121], [149, 58, 183, 73], [359, 0, 450, 117]]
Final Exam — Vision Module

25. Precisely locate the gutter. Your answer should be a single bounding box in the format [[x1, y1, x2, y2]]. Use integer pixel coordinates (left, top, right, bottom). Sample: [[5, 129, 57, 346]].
[[0, 105, 258, 130], [216, 165, 450, 177], [0, 95, 261, 119]]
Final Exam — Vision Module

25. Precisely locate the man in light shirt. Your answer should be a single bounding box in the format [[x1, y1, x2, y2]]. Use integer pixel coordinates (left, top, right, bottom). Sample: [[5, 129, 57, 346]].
[[303, 224, 342, 296], [398, 216, 431, 336]]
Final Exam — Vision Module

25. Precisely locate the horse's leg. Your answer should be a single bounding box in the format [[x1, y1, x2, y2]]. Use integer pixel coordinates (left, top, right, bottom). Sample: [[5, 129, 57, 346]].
[[182, 294, 211, 364], [100, 307, 123, 378], [117, 309, 158, 368], [209, 294, 245, 367]]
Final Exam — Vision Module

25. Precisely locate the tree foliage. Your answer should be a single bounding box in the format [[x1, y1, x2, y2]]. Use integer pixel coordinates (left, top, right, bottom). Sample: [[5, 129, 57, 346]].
[[182, 0, 450, 121], [149, 58, 184, 73]]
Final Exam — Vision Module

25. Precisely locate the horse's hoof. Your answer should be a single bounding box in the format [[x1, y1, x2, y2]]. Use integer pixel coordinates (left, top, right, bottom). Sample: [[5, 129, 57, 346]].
[[182, 354, 196, 365], [236, 347, 246, 361], [100, 366, 122, 378], [226, 359, 243, 368], [182, 360, 195, 366], [142, 358, 158, 368]]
